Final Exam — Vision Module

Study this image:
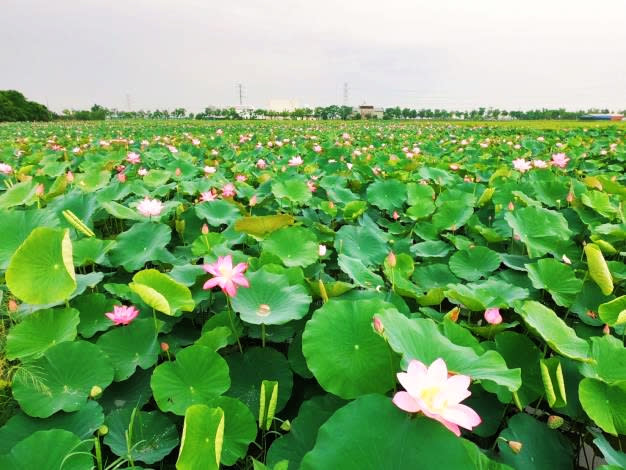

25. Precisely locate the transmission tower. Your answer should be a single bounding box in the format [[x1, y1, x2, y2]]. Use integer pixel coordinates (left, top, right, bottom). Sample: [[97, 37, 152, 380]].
[[343, 82, 349, 106], [237, 83, 244, 106]]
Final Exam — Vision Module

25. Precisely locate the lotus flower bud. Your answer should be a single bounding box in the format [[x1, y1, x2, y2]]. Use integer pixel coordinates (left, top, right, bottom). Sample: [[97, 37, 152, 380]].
[[117, 173, 126, 183], [507, 201, 514, 211], [484, 307, 502, 325], [8, 299, 18, 312], [386, 251, 397, 268], [603, 324, 610, 335], [566, 192, 574, 203], [160, 342, 170, 352], [445, 307, 460, 323], [508, 441, 523, 454], [66, 171, 74, 182], [392, 211, 400, 220], [373, 316, 384, 335], [280, 420, 291, 431], [249, 194, 258, 206], [547, 415, 564, 429], [90, 385, 103, 398], [175, 168, 181, 177], [98, 425, 109, 436], [35, 183, 44, 197], [318, 244, 327, 257]]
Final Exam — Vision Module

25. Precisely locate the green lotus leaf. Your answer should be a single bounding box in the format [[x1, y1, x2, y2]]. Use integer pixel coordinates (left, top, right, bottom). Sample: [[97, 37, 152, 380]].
[[448, 246, 501, 281], [599, 296, 626, 326], [226, 347, 293, 414], [176, 405, 224, 470], [75, 169, 111, 192], [337, 254, 384, 288], [267, 395, 345, 469], [407, 182, 435, 205], [72, 237, 116, 266], [301, 394, 507, 469], [0, 400, 103, 454], [342, 200, 367, 219], [151, 344, 230, 415], [96, 319, 160, 381], [0, 208, 59, 270], [104, 408, 179, 464], [411, 240, 452, 258], [0, 179, 39, 209], [376, 309, 521, 391], [515, 301, 590, 361], [262, 226, 318, 267], [6, 227, 76, 305], [334, 224, 388, 266], [231, 269, 311, 325], [12, 341, 114, 418], [208, 396, 257, 466], [525, 258, 583, 308], [445, 279, 529, 311], [497, 413, 573, 470], [234, 214, 295, 237], [302, 299, 399, 399], [129, 268, 194, 316], [6, 307, 79, 361], [109, 222, 175, 272], [366, 179, 406, 212], [593, 432, 626, 468], [272, 176, 312, 205], [580, 335, 626, 384], [432, 200, 474, 232], [579, 378, 626, 436], [504, 206, 572, 257], [99, 368, 153, 415], [0, 429, 93, 470], [100, 201, 144, 221], [196, 200, 241, 226], [412, 263, 459, 290], [585, 243, 614, 295]]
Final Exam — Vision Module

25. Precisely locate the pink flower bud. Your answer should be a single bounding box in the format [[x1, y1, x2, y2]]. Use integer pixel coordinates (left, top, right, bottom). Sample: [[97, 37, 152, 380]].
[[35, 183, 44, 197], [386, 251, 397, 268], [117, 173, 126, 183], [507, 201, 515, 211], [392, 211, 400, 220], [508, 441, 523, 454], [175, 168, 181, 176], [66, 171, 74, 182], [603, 324, 610, 335], [547, 415, 564, 429], [566, 192, 574, 203], [8, 299, 18, 312], [201, 224, 209, 235], [249, 194, 258, 206], [562, 254, 571, 265], [373, 316, 384, 335], [318, 244, 327, 257], [160, 342, 170, 352], [484, 307, 502, 325]]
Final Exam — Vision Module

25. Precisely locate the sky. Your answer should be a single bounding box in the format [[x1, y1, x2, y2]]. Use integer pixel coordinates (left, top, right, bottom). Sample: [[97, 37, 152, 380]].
[[1, 0, 625, 113]]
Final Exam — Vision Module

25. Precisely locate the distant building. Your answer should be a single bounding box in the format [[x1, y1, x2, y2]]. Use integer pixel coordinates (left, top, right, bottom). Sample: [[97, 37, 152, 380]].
[[269, 99, 299, 113], [233, 105, 254, 119], [358, 104, 384, 119], [580, 114, 623, 121]]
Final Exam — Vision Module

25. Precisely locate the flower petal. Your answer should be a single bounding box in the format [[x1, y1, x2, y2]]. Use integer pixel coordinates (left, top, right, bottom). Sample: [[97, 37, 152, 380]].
[[392, 392, 421, 413]]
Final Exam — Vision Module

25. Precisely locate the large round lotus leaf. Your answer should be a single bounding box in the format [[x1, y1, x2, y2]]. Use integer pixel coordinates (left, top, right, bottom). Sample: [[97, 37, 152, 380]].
[[12, 340, 114, 418], [411, 240, 452, 258], [302, 299, 399, 399], [300, 394, 505, 470], [196, 200, 241, 226], [445, 279, 529, 311], [448, 246, 501, 281], [0, 429, 93, 470], [6, 227, 76, 305], [6, 307, 79, 361], [104, 408, 179, 464], [0, 180, 38, 209], [262, 226, 318, 267], [525, 258, 583, 308], [109, 222, 174, 272], [579, 378, 626, 436], [498, 413, 573, 470], [432, 201, 474, 232], [337, 254, 384, 288], [234, 214, 295, 238], [375, 308, 521, 391], [151, 344, 230, 415], [0, 208, 59, 270], [412, 263, 459, 289], [99, 367, 153, 414], [129, 268, 195, 316], [226, 347, 293, 414], [504, 206, 572, 258], [72, 292, 118, 338], [208, 396, 257, 466], [177, 405, 224, 470], [334, 224, 388, 266], [599, 296, 626, 327], [231, 270, 311, 325], [0, 400, 104, 454], [96, 318, 160, 381], [267, 394, 344, 469], [272, 177, 312, 205], [366, 179, 406, 212]]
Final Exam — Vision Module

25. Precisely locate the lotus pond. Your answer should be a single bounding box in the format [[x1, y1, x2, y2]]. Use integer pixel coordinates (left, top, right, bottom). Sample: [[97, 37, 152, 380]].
[[0, 120, 625, 469]]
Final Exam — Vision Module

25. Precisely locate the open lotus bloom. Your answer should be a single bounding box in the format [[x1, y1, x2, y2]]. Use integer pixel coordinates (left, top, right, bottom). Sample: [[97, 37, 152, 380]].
[[137, 197, 164, 217], [203, 254, 249, 297], [393, 358, 481, 436], [105, 305, 140, 325]]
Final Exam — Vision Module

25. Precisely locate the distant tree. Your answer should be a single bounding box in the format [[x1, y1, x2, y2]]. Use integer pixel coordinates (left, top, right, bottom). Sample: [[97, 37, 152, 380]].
[[0, 90, 53, 122]]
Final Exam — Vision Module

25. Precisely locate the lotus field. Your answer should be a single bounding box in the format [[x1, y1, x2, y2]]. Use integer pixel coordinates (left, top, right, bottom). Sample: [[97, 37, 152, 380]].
[[1, 120, 626, 470]]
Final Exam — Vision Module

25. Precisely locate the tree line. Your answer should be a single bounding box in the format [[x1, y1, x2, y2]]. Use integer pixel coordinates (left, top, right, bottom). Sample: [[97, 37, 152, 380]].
[[1, 90, 623, 122]]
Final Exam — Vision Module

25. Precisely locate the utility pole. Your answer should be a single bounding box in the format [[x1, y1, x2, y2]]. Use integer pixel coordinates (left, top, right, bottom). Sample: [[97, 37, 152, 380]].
[[343, 82, 349, 106], [237, 83, 244, 106]]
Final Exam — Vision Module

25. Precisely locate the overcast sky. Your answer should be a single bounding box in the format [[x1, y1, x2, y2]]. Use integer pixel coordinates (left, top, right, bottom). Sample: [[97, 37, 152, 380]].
[[2, 0, 625, 112]]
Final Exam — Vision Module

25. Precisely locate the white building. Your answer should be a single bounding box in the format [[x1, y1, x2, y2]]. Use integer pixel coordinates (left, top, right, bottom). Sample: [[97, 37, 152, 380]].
[[268, 99, 299, 112]]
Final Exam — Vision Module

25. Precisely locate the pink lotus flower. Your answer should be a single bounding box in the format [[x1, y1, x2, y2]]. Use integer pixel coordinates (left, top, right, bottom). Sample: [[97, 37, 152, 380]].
[[203, 255, 249, 297], [551, 153, 569, 168], [392, 211, 400, 220], [532, 159, 548, 168], [35, 184, 45, 197], [106, 305, 139, 325], [0, 163, 13, 175], [249, 194, 258, 206], [126, 152, 141, 164], [222, 183, 236, 198], [288, 155, 303, 166], [484, 307, 502, 325], [66, 171, 74, 182], [256, 159, 267, 169], [512, 158, 532, 173], [117, 173, 127, 183], [200, 190, 217, 202], [138, 168, 148, 176], [392, 358, 481, 436], [204, 166, 217, 175], [313, 144, 322, 153], [192, 138, 200, 145], [137, 197, 164, 217], [307, 180, 317, 192], [167, 145, 178, 154], [236, 174, 247, 182], [216, 129, 223, 136]]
